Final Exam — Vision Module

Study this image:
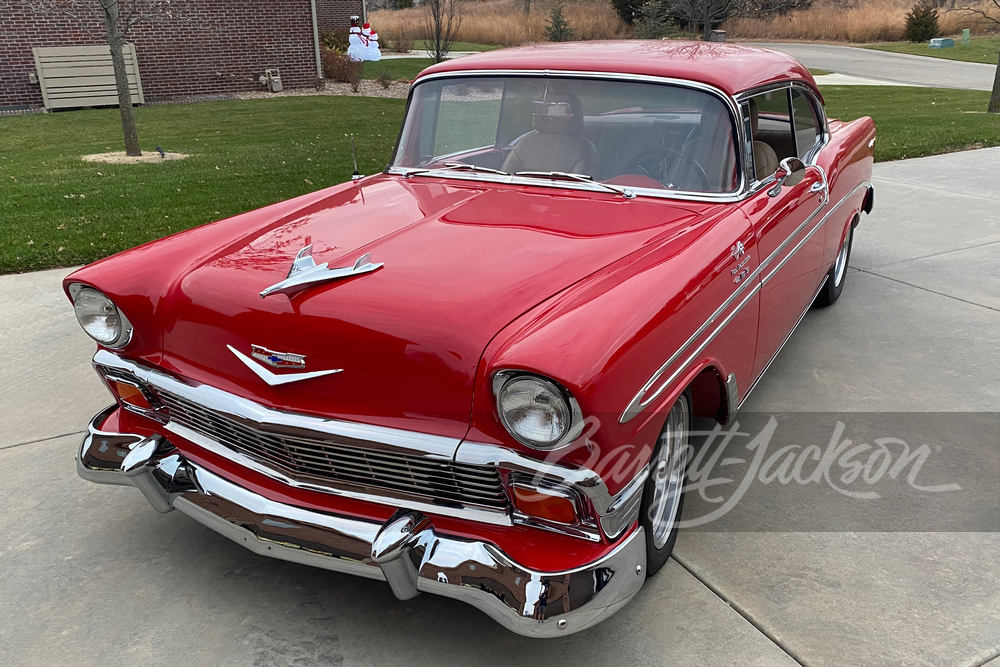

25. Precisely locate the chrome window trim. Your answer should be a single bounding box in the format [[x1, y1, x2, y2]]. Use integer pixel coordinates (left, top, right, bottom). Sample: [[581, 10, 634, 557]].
[[390, 69, 748, 204], [620, 181, 869, 423]]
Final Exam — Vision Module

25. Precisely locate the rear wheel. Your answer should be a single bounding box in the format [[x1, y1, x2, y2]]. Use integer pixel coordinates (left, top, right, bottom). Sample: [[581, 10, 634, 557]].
[[640, 392, 690, 576], [813, 221, 854, 308]]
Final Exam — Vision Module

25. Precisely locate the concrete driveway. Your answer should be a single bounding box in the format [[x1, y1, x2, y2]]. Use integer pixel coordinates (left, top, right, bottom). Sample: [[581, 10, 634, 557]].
[[753, 43, 998, 91], [1, 148, 999, 666]]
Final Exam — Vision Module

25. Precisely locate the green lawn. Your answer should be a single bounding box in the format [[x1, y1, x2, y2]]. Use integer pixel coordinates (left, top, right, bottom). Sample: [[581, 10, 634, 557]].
[[361, 58, 437, 81], [2, 85, 998, 273], [0, 97, 404, 273], [809, 68, 831, 76], [863, 36, 1000, 65], [822, 85, 1000, 161]]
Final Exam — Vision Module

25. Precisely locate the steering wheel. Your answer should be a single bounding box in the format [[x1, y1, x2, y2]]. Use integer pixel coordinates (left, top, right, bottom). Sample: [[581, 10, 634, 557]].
[[622, 147, 711, 191]]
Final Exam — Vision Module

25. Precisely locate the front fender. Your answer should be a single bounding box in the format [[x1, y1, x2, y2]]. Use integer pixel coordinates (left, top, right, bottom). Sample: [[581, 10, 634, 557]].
[[467, 205, 758, 496]]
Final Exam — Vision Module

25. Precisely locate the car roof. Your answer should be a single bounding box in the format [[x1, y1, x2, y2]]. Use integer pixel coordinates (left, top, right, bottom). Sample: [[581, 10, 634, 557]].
[[416, 41, 821, 100]]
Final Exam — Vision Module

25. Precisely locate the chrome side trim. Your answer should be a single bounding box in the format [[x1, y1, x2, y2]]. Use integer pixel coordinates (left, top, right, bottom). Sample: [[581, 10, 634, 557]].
[[620, 181, 869, 423], [76, 415, 647, 638]]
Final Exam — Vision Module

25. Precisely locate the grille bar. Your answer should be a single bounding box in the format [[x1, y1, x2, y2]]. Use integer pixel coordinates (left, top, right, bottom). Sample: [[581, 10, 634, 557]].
[[156, 389, 510, 510]]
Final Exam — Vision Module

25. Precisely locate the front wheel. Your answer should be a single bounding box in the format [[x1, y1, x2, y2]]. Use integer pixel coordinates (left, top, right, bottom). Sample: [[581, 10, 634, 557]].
[[813, 220, 854, 308], [639, 392, 691, 576]]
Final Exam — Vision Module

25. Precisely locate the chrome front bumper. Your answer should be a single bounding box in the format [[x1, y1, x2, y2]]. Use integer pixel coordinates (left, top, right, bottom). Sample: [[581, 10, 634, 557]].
[[77, 406, 647, 637]]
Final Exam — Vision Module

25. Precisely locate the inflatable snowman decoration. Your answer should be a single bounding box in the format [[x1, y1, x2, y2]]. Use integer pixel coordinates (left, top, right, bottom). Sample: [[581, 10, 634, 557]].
[[346, 16, 382, 62]]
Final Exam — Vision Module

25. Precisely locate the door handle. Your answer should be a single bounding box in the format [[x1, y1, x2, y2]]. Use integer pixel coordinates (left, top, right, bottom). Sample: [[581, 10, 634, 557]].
[[809, 181, 827, 193]]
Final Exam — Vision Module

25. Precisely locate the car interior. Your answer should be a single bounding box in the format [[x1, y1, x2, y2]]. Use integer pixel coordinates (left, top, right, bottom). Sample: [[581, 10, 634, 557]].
[[394, 78, 824, 194]]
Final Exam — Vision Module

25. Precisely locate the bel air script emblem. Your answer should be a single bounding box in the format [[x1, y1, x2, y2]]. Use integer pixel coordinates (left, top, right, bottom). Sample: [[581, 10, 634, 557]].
[[228, 344, 342, 386]]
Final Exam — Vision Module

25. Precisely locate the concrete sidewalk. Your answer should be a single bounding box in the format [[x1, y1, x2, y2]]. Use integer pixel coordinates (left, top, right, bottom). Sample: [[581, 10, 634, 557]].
[[1, 149, 999, 666]]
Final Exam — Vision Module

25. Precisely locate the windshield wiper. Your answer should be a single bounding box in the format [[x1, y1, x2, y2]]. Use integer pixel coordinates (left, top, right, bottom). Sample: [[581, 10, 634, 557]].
[[400, 162, 509, 178], [514, 171, 636, 199]]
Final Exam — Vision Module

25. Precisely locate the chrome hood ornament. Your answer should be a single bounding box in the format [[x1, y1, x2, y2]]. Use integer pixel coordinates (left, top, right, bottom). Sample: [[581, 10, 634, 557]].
[[260, 245, 383, 299], [228, 345, 342, 386]]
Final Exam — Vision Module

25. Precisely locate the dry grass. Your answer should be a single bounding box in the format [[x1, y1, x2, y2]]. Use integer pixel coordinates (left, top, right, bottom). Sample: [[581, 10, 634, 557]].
[[371, 0, 628, 47], [727, 0, 999, 43], [373, 0, 998, 46]]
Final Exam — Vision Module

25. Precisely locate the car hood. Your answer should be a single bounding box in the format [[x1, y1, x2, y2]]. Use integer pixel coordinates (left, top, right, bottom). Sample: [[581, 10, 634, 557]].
[[79, 176, 704, 438]]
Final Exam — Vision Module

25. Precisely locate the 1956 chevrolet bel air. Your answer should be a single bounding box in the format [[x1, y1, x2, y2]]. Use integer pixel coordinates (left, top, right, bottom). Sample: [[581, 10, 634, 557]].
[[65, 41, 875, 637]]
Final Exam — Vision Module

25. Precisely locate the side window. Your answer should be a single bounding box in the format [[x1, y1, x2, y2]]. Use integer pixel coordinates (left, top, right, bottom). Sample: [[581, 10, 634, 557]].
[[790, 89, 822, 159], [747, 89, 794, 180], [749, 90, 794, 160], [433, 81, 503, 157]]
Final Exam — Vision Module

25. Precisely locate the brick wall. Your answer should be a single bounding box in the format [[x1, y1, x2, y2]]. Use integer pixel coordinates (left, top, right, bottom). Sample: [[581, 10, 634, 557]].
[[315, 0, 365, 33], [0, 0, 328, 109]]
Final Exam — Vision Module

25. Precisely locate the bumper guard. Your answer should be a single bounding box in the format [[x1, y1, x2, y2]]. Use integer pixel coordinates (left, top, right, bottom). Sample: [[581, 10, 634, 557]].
[[77, 406, 647, 637]]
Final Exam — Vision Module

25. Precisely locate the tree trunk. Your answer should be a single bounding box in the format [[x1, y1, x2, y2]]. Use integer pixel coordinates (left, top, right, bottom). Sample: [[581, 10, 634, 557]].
[[102, 1, 141, 156], [524, 0, 530, 15], [989, 50, 1000, 114]]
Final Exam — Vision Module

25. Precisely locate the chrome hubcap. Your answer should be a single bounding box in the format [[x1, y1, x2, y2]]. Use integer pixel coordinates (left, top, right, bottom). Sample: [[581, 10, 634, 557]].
[[649, 396, 690, 549], [833, 226, 851, 288]]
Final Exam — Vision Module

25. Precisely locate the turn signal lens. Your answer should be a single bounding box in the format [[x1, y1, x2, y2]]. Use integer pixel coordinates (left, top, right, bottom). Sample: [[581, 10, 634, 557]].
[[107, 379, 152, 411], [512, 485, 578, 525]]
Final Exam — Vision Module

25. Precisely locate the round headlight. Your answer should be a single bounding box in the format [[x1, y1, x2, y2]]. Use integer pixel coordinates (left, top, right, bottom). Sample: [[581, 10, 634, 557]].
[[497, 375, 575, 449], [72, 286, 128, 346]]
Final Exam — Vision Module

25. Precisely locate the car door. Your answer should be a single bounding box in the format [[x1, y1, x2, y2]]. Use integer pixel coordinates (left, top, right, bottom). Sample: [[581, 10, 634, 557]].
[[739, 87, 829, 382]]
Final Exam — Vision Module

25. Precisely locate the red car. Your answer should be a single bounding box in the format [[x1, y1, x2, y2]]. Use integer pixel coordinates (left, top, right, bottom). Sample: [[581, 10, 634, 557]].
[[67, 41, 875, 636]]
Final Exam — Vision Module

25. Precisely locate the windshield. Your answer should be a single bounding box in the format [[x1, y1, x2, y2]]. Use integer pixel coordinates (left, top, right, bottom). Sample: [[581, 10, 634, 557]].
[[392, 76, 739, 194]]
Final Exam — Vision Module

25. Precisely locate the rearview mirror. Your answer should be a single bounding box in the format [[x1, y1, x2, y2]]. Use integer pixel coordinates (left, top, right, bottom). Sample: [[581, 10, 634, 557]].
[[767, 157, 806, 197]]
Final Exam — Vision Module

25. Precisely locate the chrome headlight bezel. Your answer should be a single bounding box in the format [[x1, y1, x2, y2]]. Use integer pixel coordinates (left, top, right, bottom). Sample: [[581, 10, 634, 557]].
[[492, 370, 584, 450], [69, 283, 133, 349]]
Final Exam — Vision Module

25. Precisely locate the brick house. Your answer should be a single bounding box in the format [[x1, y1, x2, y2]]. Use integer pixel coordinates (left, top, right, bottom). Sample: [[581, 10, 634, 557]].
[[0, 0, 365, 110]]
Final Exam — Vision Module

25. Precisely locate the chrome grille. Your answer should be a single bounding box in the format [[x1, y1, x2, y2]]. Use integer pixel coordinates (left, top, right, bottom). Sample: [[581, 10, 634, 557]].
[[155, 389, 510, 510]]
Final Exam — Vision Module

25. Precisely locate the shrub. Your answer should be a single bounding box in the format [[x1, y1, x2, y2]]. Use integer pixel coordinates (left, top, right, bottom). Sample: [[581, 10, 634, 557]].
[[321, 28, 350, 53], [635, 0, 680, 38], [904, 2, 940, 42], [385, 28, 415, 52], [545, 5, 575, 41], [610, 0, 643, 24], [350, 70, 362, 93], [375, 66, 394, 89], [322, 49, 363, 83]]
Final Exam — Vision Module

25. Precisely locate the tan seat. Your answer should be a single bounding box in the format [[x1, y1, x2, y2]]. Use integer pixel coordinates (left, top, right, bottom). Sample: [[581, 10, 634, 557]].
[[748, 99, 779, 181], [502, 92, 599, 176]]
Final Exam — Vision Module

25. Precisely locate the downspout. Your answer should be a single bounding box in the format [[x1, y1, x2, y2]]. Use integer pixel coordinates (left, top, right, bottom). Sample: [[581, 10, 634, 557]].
[[362, 0, 368, 24], [310, 0, 323, 79]]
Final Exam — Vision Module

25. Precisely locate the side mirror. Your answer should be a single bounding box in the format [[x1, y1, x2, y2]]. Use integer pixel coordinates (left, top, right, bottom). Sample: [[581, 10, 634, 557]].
[[767, 157, 806, 197]]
